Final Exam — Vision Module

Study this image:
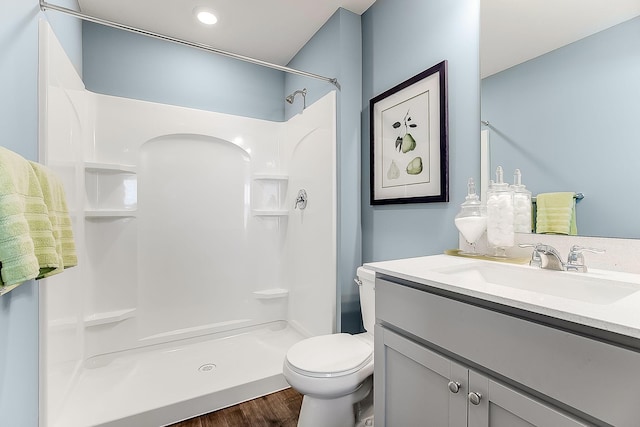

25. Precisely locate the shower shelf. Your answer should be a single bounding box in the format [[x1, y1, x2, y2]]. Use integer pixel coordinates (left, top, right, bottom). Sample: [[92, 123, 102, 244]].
[[85, 209, 137, 218], [252, 209, 289, 217], [84, 308, 136, 327], [252, 174, 288, 216], [85, 162, 138, 214], [84, 161, 137, 174], [252, 173, 288, 181], [252, 288, 289, 299]]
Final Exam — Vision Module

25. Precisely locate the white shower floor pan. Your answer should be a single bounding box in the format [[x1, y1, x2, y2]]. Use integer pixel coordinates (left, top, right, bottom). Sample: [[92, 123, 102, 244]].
[[52, 322, 305, 427]]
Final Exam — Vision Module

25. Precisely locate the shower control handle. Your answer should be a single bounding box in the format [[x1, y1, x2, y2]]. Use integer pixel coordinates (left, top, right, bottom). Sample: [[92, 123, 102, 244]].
[[294, 189, 307, 210]]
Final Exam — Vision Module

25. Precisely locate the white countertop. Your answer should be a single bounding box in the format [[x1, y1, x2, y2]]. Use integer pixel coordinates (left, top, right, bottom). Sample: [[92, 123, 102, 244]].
[[365, 254, 640, 341]]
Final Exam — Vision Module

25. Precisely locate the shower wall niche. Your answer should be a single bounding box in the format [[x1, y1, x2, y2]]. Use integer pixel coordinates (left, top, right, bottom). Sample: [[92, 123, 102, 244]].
[[39, 22, 336, 427], [83, 163, 137, 333], [252, 173, 289, 216]]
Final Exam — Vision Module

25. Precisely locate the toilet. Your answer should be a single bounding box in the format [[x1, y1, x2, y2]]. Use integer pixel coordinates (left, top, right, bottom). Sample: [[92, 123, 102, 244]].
[[283, 266, 376, 427]]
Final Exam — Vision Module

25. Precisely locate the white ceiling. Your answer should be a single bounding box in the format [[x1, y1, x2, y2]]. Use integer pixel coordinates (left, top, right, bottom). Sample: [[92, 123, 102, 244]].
[[73, 0, 640, 76], [481, 0, 640, 78], [76, 0, 377, 66]]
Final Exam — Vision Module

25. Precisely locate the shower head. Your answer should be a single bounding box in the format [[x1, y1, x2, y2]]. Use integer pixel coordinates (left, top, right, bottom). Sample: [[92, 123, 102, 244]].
[[285, 88, 307, 108]]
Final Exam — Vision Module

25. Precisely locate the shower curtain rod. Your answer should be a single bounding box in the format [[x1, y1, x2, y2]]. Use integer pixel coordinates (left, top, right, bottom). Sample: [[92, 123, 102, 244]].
[[39, 1, 341, 90]]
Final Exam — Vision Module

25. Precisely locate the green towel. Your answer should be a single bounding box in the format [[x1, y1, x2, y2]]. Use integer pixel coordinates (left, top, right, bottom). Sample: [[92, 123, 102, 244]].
[[29, 162, 78, 277], [535, 192, 577, 235], [0, 147, 58, 292]]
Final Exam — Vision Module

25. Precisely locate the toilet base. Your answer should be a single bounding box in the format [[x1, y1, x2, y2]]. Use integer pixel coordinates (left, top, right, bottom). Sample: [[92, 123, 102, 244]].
[[296, 376, 373, 427], [355, 382, 374, 427]]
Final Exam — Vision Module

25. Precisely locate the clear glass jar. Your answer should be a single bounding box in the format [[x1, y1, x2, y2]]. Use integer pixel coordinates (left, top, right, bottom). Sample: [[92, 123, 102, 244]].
[[486, 166, 514, 256], [454, 178, 487, 255], [511, 169, 532, 233]]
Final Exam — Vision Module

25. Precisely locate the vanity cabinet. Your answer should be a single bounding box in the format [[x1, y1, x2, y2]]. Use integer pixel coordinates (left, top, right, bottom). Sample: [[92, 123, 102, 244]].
[[377, 326, 589, 427], [374, 276, 640, 427]]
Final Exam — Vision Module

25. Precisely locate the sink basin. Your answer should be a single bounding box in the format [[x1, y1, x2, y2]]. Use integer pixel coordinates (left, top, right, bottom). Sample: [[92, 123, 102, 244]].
[[434, 262, 639, 305]]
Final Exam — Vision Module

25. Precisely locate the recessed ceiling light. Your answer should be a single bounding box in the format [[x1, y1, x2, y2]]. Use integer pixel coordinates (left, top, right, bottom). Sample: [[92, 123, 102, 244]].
[[194, 7, 218, 25]]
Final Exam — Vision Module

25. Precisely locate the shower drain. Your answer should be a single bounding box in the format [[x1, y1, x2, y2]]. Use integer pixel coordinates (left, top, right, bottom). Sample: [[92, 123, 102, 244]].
[[198, 363, 217, 372]]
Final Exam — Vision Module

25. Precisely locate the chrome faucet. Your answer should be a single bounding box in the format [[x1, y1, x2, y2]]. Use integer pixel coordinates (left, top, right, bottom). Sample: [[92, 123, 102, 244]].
[[533, 244, 566, 271], [519, 243, 604, 272]]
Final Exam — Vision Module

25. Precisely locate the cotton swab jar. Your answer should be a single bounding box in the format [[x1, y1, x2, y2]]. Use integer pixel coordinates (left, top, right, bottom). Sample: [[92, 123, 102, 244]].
[[486, 166, 514, 256], [511, 169, 532, 233]]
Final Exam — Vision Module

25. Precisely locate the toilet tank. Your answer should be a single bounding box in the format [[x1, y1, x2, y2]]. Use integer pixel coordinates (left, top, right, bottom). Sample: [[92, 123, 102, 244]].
[[356, 267, 376, 333]]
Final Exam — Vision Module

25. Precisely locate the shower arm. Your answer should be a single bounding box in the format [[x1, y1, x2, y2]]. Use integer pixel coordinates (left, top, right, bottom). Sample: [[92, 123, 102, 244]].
[[286, 89, 307, 109], [297, 89, 307, 109]]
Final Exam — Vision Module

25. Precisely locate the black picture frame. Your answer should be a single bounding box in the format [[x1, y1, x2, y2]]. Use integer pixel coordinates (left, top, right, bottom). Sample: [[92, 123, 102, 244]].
[[369, 60, 449, 205]]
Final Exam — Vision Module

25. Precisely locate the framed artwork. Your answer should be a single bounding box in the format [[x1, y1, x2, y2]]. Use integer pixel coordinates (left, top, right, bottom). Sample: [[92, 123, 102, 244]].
[[369, 60, 449, 205]]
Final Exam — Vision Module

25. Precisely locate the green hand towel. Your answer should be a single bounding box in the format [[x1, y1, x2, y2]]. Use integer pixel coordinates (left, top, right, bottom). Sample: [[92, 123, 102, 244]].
[[29, 161, 78, 278], [535, 192, 577, 235], [0, 147, 58, 292]]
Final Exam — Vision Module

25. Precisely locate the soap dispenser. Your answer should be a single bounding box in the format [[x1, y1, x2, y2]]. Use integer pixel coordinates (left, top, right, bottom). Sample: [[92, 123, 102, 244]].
[[454, 178, 487, 255], [486, 166, 514, 256], [511, 169, 532, 233]]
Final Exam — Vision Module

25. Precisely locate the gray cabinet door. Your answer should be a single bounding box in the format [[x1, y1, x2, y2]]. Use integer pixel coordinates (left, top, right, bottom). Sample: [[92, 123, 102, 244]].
[[375, 325, 467, 427], [467, 370, 592, 427]]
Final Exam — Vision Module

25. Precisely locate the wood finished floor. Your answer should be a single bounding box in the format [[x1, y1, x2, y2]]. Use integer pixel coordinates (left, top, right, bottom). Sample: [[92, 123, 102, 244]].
[[169, 388, 302, 427]]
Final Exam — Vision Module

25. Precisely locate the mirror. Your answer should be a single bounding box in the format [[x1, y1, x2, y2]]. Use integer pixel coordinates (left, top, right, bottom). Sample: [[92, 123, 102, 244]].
[[480, 0, 640, 239]]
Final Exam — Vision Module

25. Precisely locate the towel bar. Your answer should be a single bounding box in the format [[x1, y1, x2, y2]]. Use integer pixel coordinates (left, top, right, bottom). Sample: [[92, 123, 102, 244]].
[[532, 193, 583, 203]]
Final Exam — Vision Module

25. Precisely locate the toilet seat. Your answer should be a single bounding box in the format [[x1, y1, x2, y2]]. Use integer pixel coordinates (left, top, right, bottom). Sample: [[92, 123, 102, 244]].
[[286, 333, 373, 378]]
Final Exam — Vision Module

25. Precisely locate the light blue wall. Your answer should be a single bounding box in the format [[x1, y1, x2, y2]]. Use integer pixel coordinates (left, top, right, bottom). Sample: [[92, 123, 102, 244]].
[[361, 0, 481, 262], [481, 17, 640, 238], [82, 23, 285, 121], [285, 9, 363, 333], [0, 1, 81, 425]]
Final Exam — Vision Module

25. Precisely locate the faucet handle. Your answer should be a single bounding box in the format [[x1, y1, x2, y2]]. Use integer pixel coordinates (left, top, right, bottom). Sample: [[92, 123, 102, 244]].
[[569, 245, 605, 255], [519, 243, 555, 251], [566, 245, 605, 272], [518, 243, 543, 267], [518, 243, 538, 249]]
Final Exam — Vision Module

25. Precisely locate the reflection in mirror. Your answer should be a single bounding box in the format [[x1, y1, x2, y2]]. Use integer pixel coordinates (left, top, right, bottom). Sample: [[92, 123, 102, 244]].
[[480, 1, 640, 239]]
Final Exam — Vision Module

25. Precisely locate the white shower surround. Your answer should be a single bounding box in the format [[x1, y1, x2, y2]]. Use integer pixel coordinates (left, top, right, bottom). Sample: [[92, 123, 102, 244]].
[[39, 22, 337, 427]]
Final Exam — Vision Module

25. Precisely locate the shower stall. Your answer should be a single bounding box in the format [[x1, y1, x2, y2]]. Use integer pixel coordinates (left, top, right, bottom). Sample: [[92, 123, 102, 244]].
[[39, 22, 337, 427]]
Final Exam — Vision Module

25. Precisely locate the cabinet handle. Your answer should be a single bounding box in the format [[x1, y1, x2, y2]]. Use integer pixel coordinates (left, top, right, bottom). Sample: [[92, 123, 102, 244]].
[[468, 392, 482, 405], [447, 381, 461, 393]]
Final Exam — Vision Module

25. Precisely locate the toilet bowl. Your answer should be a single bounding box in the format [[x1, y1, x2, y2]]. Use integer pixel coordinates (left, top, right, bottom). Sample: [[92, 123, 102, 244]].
[[283, 267, 375, 427]]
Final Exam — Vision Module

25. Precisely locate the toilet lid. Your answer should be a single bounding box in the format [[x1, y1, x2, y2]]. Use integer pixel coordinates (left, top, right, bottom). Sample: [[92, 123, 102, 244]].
[[286, 333, 373, 377]]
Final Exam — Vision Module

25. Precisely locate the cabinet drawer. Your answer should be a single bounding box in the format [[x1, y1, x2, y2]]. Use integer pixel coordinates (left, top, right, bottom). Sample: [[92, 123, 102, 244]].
[[376, 278, 640, 427]]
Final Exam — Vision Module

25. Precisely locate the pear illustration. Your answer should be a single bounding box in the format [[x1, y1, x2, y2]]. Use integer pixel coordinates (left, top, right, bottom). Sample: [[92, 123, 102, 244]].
[[406, 157, 423, 175], [401, 133, 416, 153], [387, 160, 400, 179]]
